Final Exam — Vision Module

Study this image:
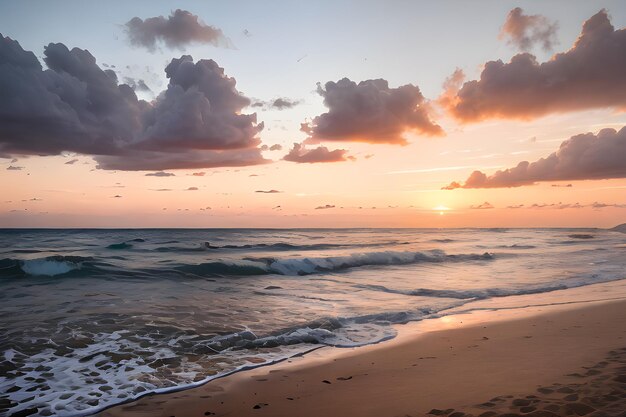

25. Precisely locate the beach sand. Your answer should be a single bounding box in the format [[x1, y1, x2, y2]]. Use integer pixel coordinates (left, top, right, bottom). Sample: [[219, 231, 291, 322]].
[[98, 299, 626, 417]]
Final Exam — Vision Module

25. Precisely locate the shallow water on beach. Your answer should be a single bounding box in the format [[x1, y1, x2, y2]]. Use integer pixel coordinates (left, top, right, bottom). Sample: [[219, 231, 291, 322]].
[[1, 228, 625, 416]]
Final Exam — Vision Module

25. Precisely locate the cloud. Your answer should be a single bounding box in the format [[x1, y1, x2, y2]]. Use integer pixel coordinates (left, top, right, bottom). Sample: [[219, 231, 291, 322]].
[[443, 127, 626, 189], [551, 184, 572, 188], [301, 78, 443, 145], [112, 195, 122, 198], [499, 7, 558, 51], [186, 186, 198, 191], [0, 35, 267, 170], [271, 98, 300, 110], [447, 10, 626, 122], [315, 204, 335, 210], [255, 189, 282, 193], [145, 171, 175, 177], [64, 159, 79, 165], [283, 143, 352, 163], [469, 202, 494, 209], [260, 143, 283, 151], [6, 166, 23, 170], [124, 9, 231, 52], [250, 97, 301, 110], [505, 201, 626, 210], [191, 172, 205, 176]]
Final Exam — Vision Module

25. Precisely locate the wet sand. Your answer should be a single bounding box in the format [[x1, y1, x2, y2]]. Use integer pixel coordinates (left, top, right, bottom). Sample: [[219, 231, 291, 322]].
[[98, 299, 626, 417]]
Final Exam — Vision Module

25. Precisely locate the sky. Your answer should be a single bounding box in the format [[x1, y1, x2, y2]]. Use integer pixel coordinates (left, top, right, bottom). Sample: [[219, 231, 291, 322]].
[[1, 0, 626, 228]]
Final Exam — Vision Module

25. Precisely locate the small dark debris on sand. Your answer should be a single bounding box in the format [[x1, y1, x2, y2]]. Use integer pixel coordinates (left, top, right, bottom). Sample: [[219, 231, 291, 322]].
[[425, 347, 626, 417]]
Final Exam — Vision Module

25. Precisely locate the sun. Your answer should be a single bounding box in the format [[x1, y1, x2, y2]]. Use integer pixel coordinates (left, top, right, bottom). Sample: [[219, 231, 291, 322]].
[[433, 205, 451, 215]]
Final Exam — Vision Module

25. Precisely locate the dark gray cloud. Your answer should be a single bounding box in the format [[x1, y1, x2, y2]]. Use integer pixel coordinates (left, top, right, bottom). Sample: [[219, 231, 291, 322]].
[[64, 159, 79, 165], [447, 10, 626, 121], [302, 78, 443, 145], [6, 166, 23, 170], [250, 97, 302, 111], [443, 127, 626, 189], [145, 171, 175, 177], [124, 9, 231, 52], [255, 189, 282, 193], [271, 98, 300, 110], [0, 35, 267, 170], [315, 204, 335, 210], [500, 7, 558, 51], [283, 143, 352, 163], [186, 187, 198, 191], [260, 143, 283, 151]]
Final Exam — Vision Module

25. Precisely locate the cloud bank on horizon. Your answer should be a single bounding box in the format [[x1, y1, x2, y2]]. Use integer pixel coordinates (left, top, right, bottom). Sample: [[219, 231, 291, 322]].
[[444, 127, 626, 189]]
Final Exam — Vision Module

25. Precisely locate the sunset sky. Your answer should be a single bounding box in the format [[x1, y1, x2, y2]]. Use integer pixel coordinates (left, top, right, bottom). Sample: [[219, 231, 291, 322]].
[[1, 0, 625, 228]]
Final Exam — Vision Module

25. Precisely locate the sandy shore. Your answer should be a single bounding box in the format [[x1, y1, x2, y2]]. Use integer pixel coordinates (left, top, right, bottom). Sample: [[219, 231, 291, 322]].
[[98, 298, 626, 417]]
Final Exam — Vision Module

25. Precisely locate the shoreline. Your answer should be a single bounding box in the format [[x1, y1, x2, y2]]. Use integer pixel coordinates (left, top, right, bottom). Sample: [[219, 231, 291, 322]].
[[98, 284, 626, 417]]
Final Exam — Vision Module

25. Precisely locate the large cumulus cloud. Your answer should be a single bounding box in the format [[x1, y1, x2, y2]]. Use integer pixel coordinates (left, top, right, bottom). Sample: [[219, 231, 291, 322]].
[[124, 9, 231, 51], [447, 10, 626, 122], [301, 78, 443, 145], [0, 34, 266, 170], [443, 127, 626, 189]]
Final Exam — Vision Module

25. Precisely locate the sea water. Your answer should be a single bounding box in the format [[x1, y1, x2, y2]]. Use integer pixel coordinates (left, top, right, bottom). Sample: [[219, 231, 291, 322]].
[[0, 228, 625, 416]]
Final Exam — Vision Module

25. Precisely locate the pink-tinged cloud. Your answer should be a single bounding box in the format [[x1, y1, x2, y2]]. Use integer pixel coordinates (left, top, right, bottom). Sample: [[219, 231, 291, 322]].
[[443, 127, 626, 189], [124, 9, 232, 52], [315, 204, 335, 210], [469, 202, 495, 210], [0, 35, 267, 170], [301, 78, 443, 145], [499, 7, 558, 51], [448, 10, 626, 122], [283, 143, 352, 163]]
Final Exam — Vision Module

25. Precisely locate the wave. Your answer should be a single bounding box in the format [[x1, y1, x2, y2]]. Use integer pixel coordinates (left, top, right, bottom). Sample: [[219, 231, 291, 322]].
[[496, 244, 536, 249], [107, 242, 133, 250], [22, 255, 93, 276], [0, 256, 93, 277], [178, 250, 494, 277], [156, 240, 411, 253]]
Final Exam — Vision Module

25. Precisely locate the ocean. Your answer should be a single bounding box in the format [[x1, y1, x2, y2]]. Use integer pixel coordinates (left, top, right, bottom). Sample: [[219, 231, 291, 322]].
[[1, 228, 625, 416]]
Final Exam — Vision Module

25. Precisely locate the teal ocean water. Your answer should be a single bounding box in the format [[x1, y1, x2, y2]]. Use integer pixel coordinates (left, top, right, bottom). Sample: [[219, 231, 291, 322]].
[[0, 228, 625, 416]]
